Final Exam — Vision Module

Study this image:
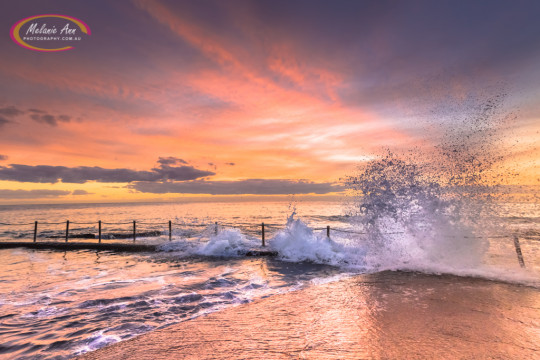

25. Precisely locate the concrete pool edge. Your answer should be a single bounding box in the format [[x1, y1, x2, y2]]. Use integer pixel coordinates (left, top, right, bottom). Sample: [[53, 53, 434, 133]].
[[0, 241, 278, 256]]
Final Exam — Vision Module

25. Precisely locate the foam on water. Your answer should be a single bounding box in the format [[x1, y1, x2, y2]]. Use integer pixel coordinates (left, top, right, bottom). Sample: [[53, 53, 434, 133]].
[[260, 213, 537, 286], [74, 331, 122, 356], [157, 228, 259, 256], [155, 201, 538, 286], [233, 94, 538, 286], [1, 246, 348, 360], [197, 229, 256, 257], [269, 211, 364, 268], [337, 94, 539, 285]]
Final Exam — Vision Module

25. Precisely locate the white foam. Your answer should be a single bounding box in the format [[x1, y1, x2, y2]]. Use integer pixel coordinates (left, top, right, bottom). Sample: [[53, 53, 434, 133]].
[[153, 211, 539, 287], [269, 213, 539, 287], [197, 228, 255, 256], [75, 331, 122, 356], [157, 239, 199, 254], [269, 212, 366, 268]]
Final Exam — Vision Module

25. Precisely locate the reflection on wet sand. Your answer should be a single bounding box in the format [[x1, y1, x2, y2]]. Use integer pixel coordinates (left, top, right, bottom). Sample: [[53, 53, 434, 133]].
[[79, 271, 540, 359]]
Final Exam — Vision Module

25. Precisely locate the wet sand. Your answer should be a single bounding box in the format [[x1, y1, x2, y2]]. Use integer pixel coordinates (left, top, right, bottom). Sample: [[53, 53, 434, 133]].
[[78, 271, 539, 359]]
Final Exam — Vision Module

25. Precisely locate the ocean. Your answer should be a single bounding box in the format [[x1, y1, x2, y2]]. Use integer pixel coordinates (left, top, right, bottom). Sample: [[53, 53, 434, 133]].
[[0, 197, 538, 359]]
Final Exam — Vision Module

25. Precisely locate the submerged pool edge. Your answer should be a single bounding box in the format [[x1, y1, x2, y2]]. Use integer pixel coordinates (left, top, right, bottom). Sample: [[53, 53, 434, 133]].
[[0, 241, 278, 256]]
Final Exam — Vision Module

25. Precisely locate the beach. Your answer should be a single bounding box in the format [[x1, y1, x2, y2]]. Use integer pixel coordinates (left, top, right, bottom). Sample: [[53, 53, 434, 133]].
[[78, 271, 540, 359]]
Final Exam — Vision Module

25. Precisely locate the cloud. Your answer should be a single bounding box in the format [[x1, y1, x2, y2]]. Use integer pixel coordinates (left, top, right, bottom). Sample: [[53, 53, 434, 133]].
[[152, 164, 214, 181], [129, 179, 344, 195], [0, 189, 71, 199], [0, 116, 11, 127], [0, 105, 24, 127], [157, 156, 188, 166], [30, 113, 71, 126], [0, 106, 24, 117], [72, 189, 93, 195], [225, 162, 235, 166], [0, 160, 214, 184], [0, 106, 72, 127], [0, 155, 7, 161]]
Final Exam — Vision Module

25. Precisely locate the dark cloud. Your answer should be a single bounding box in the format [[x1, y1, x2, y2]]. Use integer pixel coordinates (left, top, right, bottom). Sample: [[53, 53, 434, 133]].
[[30, 113, 70, 126], [0, 106, 24, 117], [157, 1, 540, 116], [28, 108, 46, 113], [72, 189, 93, 195], [0, 155, 7, 161], [129, 179, 344, 195], [152, 164, 214, 181], [0, 189, 71, 200], [157, 156, 188, 166], [0, 160, 214, 184], [226, 162, 235, 166], [0, 116, 11, 127]]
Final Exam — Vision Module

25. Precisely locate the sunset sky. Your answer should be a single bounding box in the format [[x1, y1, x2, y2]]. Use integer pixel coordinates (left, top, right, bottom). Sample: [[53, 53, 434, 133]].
[[0, 0, 539, 203]]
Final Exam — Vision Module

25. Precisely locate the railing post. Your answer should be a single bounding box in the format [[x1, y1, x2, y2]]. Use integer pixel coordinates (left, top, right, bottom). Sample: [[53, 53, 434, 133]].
[[65, 220, 70, 242], [513, 236, 526, 268], [169, 220, 172, 241], [33, 221, 38, 242], [262, 222, 265, 247], [98, 220, 102, 243], [327, 225, 330, 238], [133, 220, 136, 243], [215, 221, 218, 236]]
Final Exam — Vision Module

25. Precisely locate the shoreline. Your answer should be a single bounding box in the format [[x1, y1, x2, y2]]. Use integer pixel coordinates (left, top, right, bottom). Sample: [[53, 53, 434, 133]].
[[77, 271, 540, 359]]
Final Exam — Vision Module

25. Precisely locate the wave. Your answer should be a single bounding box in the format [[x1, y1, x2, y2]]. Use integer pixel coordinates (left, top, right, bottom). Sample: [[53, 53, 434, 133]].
[[156, 212, 539, 288]]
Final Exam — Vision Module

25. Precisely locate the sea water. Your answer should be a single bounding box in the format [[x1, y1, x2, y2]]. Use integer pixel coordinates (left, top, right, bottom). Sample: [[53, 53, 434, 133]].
[[0, 200, 349, 360], [0, 197, 538, 360]]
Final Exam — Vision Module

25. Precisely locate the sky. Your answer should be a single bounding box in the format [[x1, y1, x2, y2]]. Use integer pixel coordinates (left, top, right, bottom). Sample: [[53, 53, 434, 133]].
[[0, 0, 539, 204]]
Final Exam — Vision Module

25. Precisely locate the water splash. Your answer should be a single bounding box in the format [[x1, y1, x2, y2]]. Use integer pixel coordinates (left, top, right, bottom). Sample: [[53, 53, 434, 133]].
[[347, 151, 487, 270], [345, 93, 523, 272], [270, 211, 357, 266], [197, 228, 255, 257]]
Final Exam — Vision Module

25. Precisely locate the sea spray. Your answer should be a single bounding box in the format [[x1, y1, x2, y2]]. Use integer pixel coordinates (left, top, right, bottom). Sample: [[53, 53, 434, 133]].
[[347, 152, 486, 271], [345, 93, 521, 272], [270, 211, 353, 265], [197, 228, 255, 256], [158, 227, 258, 256], [270, 211, 365, 270]]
